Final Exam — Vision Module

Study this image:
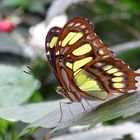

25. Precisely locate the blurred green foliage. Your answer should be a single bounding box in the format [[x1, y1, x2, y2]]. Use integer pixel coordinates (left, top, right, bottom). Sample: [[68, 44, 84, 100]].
[[1, 0, 45, 13]]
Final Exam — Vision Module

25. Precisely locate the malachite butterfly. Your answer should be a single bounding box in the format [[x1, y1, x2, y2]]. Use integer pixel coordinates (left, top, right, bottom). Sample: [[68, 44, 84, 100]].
[[45, 17, 140, 120]]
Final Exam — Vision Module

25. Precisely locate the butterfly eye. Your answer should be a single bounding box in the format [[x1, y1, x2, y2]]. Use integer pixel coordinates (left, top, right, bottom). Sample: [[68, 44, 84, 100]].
[[57, 88, 68, 99]]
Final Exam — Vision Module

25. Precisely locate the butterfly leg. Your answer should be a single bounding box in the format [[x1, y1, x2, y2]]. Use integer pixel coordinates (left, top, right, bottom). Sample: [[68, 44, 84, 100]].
[[80, 101, 86, 111], [80, 99, 95, 112], [58, 101, 73, 123], [84, 98, 95, 110]]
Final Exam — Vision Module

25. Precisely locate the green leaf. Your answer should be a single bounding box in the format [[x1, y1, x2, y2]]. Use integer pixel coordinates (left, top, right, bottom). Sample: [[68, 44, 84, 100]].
[[0, 65, 37, 106], [1, 0, 30, 8], [95, 2, 113, 13], [112, 40, 140, 69], [2, 0, 45, 13], [28, 1, 45, 13], [0, 119, 9, 132], [0, 33, 26, 57], [19, 127, 39, 137], [51, 122, 140, 140], [45, 0, 93, 24], [0, 70, 139, 135]]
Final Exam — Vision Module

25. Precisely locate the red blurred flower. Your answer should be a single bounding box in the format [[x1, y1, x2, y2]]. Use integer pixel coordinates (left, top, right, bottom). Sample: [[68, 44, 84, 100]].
[[0, 18, 13, 32]]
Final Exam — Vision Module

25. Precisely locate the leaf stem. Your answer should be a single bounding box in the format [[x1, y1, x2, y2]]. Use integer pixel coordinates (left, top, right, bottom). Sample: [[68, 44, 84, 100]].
[[0, 131, 7, 140], [11, 123, 17, 140]]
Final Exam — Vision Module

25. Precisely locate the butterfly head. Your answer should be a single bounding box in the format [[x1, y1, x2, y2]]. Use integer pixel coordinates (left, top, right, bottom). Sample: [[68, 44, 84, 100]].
[[56, 86, 66, 97]]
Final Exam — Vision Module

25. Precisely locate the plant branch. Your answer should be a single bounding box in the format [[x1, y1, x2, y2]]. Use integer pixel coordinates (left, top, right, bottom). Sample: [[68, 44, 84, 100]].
[[112, 40, 140, 54]]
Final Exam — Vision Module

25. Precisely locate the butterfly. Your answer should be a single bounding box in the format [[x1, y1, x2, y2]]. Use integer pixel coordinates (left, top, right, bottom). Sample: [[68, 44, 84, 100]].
[[45, 17, 140, 118]]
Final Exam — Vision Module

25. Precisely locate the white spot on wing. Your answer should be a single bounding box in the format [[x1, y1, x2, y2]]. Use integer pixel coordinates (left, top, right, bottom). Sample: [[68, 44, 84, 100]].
[[68, 22, 74, 27], [59, 41, 61, 45], [74, 23, 81, 27], [80, 25, 86, 29], [99, 39, 103, 43], [55, 51, 60, 56], [47, 42, 49, 47], [94, 62, 105, 68], [98, 49, 104, 55], [46, 51, 50, 56]]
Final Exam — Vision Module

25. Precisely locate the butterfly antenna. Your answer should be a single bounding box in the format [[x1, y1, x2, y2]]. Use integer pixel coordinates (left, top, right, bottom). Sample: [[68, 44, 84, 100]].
[[23, 70, 31, 75], [24, 65, 57, 87], [23, 65, 32, 75], [27, 65, 32, 71]]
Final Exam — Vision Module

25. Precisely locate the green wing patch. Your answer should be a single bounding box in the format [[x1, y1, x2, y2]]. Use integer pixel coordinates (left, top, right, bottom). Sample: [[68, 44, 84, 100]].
[[74, 69, 108, 100]]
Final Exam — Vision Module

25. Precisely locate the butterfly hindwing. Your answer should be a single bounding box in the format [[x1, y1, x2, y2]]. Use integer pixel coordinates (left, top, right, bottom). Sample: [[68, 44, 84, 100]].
[[73, 68, 108, 100], [45, 26, 61, 80], [85, 57, 138, 94]]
